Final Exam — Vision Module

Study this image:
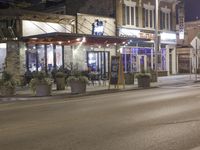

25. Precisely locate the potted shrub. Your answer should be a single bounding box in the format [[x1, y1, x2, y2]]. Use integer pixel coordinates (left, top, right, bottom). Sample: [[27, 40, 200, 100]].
[[66, 71, 89, 94], [124, 72, 135, 85], [0, 71, 16, 96], [55, 71, 66, 90], [29, 71, 52, 96], [135, 72, 151, 88]]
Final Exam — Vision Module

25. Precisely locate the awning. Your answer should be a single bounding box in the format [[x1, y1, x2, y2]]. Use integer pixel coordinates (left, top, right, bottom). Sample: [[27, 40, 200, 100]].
[[21, 32, 150, 47]]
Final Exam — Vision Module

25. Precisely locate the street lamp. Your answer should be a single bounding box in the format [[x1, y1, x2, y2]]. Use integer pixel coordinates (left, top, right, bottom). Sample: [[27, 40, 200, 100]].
[[154, 0, 159, 81]]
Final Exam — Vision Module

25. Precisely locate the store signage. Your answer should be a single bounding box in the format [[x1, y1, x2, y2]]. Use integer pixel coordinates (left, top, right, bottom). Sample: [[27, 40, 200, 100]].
[[109, 56, 125, 86], [160, 32, 177, 44], [92, 19, 104, 36], [178, 6, 185, 40], [119, 28, 140, 38], [110, 56, 120, 85], [119, 28, 154, 40]]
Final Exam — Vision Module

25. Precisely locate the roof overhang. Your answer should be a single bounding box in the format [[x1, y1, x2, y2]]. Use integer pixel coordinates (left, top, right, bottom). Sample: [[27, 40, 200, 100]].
[[22, 32, 150, 46]]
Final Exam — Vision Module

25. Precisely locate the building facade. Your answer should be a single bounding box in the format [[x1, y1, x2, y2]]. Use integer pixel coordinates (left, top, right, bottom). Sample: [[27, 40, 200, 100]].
[[116, 0, 177, 75], [176, 20, 200, 74], [0, 0, 179, 80]]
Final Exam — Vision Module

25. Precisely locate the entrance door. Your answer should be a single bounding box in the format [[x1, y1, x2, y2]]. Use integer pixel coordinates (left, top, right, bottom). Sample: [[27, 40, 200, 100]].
[[87, 51, 110, 79], [137, 55, 147, 72]]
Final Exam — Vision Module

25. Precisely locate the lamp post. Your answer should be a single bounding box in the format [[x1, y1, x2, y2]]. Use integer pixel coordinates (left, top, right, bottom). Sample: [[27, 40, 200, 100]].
[[154, 0, 159, 81]]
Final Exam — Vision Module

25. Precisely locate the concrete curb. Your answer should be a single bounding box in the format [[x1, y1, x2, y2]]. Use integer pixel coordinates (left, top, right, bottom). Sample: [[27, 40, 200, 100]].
[[0, 86, 159, 102]]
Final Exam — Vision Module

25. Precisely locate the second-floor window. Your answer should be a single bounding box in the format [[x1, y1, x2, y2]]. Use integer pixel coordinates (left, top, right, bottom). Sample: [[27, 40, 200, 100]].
[[160, 7, 171, 30], [143, 3, 155, 29], [122, 0, 137, 26]]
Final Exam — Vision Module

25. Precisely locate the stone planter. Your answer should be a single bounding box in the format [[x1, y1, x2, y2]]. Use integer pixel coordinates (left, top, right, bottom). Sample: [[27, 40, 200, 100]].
[[0, 86, 15, 96], [35, 84, 51, 96], [56, 77, 65, 90], [125, 73, 134, 85], [137, 76, 150, 88], [69, 80, 86, 94]]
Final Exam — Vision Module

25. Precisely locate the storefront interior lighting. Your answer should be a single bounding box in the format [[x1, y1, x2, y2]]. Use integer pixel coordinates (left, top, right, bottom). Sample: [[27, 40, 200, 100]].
[[0, 43, 6, 48], [82, 37, 86, 43], [76, 38, 81, 42]]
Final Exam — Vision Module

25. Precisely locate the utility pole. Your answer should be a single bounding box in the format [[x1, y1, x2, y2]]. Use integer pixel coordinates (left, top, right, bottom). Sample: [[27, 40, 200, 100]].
[[154, 0, 159, 81]]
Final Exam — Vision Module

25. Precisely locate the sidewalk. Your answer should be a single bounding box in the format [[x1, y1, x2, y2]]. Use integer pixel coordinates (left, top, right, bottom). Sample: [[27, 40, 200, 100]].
[[0, 74, 198, 101]]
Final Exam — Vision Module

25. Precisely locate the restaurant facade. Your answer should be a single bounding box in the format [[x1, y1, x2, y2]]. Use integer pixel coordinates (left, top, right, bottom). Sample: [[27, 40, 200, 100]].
[[0, 0, 178, 79]]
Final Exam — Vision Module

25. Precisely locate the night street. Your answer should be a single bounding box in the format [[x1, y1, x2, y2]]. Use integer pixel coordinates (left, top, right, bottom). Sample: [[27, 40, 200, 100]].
[[1, 84, 200, 150]]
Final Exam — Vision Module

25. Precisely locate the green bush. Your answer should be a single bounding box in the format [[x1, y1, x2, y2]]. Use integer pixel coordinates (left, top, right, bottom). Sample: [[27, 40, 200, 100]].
[[29, 71, 52, 92], [0, 71, 16, 89]]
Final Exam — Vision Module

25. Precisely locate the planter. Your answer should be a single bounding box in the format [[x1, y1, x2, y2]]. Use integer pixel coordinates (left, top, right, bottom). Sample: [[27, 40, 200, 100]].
[[35, 84, 51, 96], [0, 86, 15, 96], [125, 73, 134, 85], [69, 80, 86, 94], [56, 77, 65, 90], [137, 76, 150, 88]]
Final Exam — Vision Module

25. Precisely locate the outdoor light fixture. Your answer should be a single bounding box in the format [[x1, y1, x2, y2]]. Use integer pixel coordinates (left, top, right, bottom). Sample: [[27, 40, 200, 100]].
[[82, 37, 86, 43], [68, 40, 70, 43], [76, 38, 81, 42], [58, 41, 62, 44]]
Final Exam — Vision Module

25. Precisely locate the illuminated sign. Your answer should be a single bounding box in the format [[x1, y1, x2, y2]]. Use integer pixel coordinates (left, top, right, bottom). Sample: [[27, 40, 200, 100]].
[[178, 6, 185, 40], [160, 32, 177, 44], [119, 28, 140, 38], [92, 19, 104, 36], [119, 28, 154, 40]]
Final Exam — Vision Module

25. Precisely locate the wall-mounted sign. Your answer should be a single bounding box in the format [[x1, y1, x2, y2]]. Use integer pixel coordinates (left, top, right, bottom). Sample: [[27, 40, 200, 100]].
[[92, 19, 104, 36], [160, 32, 177, 44], [119, 28, 154, 40], [178, 5, 185, 40]]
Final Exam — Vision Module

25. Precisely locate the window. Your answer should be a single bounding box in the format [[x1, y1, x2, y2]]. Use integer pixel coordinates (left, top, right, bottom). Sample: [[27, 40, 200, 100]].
[[143, 3, 154, 29], [160, 7, 171, 30], [122, 0, 137, 26]]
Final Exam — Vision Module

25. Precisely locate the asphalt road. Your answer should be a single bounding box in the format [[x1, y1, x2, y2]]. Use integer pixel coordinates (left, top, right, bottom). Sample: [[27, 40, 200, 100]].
[[1, 85, 200, 150]]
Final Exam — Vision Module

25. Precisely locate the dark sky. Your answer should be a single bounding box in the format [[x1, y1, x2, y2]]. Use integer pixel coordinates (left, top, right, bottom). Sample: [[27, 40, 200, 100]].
[[185, 0, 200, 21]]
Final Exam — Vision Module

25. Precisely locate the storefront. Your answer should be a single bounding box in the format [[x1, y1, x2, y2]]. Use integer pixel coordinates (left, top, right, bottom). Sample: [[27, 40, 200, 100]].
[[121, 47, 167, 73], [118, 27, 177, 75]]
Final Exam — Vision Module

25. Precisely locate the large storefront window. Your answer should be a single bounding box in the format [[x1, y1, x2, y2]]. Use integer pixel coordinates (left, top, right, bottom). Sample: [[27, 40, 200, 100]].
[[27, 45, 37, 72], [26, 44, 64, 73], [122, 47, 166, 73], [56, 45, 63, 69], [87, 51, 110, 79], [38, 45, 45, 71], [47, 45, 54, 72]]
